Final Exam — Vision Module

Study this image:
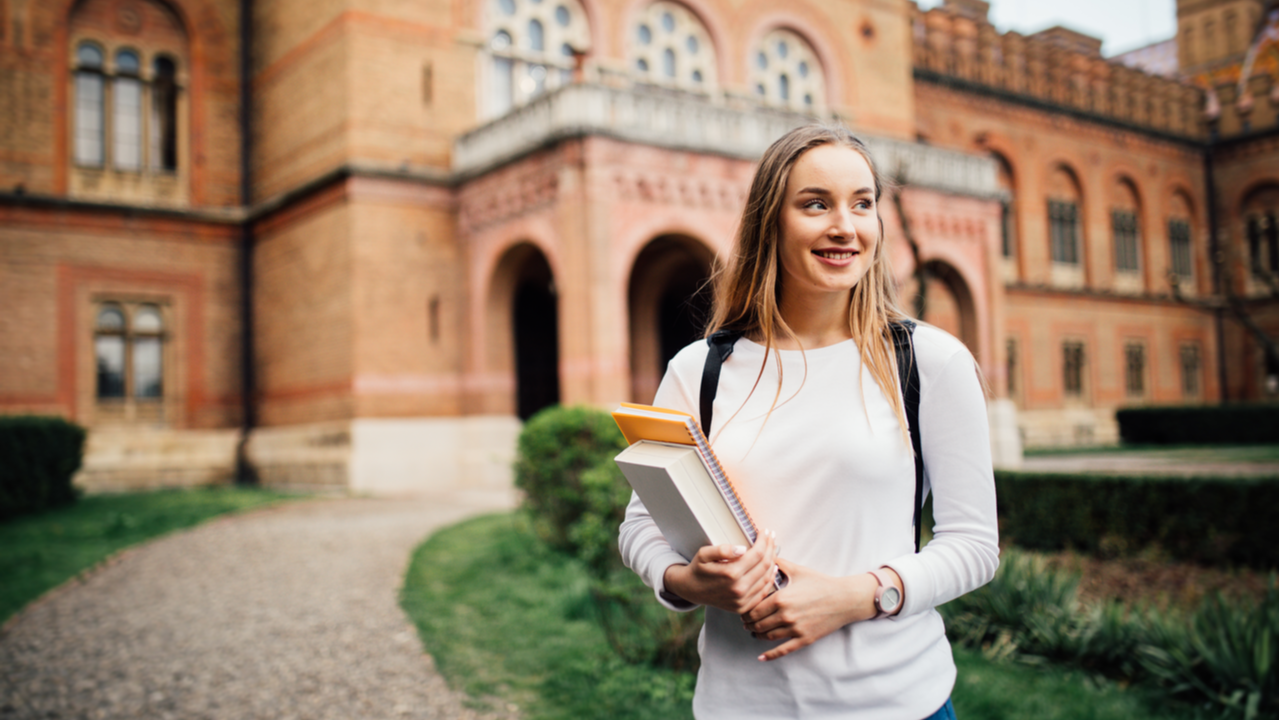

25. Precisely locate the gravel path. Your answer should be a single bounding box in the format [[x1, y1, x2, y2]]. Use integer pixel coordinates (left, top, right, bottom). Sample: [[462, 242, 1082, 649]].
[[0, 491, 520, 720]]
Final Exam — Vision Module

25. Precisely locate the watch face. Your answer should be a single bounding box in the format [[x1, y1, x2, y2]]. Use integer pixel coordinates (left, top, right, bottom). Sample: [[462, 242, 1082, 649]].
[[883, 586, 901, 611]]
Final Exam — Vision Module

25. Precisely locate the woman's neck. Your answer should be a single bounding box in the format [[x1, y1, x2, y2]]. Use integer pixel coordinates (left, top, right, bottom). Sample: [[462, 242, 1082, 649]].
[[774, 291, 854, 350]]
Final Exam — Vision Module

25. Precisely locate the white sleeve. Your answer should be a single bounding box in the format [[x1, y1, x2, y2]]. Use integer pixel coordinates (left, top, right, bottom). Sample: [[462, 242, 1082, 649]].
[[617, 344, 706, 613], [884, 348, 1001, 617]]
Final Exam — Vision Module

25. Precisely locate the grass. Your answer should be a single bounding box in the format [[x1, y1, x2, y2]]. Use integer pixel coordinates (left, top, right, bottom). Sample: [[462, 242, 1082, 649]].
[[0, 486, 297, 624], [951, 646, 1197, 720], [402, 512, 1197, 720], [1023, 444, 1278, 464]]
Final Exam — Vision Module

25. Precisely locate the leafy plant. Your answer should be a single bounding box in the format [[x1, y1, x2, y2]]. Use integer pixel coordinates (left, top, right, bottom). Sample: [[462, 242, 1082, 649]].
[[1139, 583, 1278, 719], [513, 405, 701, 670], [0, 415, 86, 519]]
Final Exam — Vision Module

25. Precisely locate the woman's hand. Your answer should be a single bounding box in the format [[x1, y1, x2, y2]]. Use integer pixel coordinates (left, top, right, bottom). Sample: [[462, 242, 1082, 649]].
[[741, 559, 903, 662], [662, 530, 778, 614]]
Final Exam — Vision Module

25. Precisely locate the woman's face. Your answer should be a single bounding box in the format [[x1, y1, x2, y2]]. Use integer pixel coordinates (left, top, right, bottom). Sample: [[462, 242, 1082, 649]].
[[776, 144, 880, 310]]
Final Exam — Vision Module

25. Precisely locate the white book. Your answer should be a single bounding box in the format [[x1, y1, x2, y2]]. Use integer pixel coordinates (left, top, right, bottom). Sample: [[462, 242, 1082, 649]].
[[615, 439, 752, 561]]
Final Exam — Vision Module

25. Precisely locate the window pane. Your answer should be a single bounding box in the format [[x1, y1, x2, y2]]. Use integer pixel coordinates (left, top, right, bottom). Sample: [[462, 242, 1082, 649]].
[[662, 48, 675, 78], [116, 49, 140, 75], [492, 56, 513, 115], [134, 304, 163, 333], [151, 57, 179, 171], [528, 19, 544, 51], [75, 73, 104, 166], [96, 335, 126, 398], [555, 5, 570, 27], [114, 77, 143, 170], [97, 305, 125, 330], [78, 43, 104, 68], [134, 336, 163, 398], [1169, 219, 1192, 278]]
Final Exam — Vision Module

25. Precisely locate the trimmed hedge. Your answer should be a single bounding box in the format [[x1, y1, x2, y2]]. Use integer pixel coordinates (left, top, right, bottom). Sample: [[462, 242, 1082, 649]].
[[995, 470, 1278, 568], [1116, 403, 1278, 445], [0, 415, 86, 520]]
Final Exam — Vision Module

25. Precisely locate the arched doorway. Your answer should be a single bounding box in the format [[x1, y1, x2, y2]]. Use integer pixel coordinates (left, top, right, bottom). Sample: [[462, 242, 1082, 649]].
[[916, 260, 978, 356], [487, 243, 561, 420], [627, 236, 716, 403]]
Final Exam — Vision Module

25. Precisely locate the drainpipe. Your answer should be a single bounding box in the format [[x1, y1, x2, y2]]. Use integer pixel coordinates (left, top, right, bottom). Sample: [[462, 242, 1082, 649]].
[[1203, 142, 1228, 405], [236, 0, 258, 484]]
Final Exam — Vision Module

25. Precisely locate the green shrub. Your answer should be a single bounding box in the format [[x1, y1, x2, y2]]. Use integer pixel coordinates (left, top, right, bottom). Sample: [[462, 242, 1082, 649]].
[[1116, 404, 1278, 445], [995, 471, 1278, 568], [1140, 584, 1278, 720], [942, 549, 1279, 719], [513, 405, 702, 670], [514, 405, 629, 553], [0, 415, 86, 520]]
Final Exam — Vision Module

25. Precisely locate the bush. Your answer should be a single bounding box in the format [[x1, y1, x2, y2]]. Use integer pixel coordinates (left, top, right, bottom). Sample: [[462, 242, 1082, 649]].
[[995, 471, 1278, 568], [942, 549, 1279, 719], [514, 405, 702, 670], [1116, 404, 1278, 445], [0, 415, 86, 520], [514, 405, 629, 553]]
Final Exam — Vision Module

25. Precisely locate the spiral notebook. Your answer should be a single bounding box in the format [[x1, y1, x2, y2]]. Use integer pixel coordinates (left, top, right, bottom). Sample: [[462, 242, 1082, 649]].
[[612, 402, 762, 559]]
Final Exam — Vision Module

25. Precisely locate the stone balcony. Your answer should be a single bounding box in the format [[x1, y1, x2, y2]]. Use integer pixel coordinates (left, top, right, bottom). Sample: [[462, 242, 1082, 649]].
[[453, 83, 1001, 199]]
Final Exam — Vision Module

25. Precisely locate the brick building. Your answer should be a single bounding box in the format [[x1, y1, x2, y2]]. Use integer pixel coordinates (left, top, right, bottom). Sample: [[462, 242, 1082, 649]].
[[1, 0, 1275, 493]]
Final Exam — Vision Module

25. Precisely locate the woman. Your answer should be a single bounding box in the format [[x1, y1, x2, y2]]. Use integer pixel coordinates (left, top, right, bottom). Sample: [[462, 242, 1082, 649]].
[[618, 125, 1000, 720]]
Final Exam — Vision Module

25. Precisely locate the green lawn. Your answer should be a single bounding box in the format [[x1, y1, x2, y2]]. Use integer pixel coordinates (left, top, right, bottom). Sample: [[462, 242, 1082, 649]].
[[0, 486, 297, 623], [401, 513, 1197, 720]]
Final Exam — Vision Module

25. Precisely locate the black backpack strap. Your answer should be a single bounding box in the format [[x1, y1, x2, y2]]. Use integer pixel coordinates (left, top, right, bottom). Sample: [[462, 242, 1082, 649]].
[[700, 330, 742, 438], [889, 320, 925, 553]]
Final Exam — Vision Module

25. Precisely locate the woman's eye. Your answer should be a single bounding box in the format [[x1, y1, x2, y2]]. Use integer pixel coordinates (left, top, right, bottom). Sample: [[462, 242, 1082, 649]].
[[803, 199, 827, 210]]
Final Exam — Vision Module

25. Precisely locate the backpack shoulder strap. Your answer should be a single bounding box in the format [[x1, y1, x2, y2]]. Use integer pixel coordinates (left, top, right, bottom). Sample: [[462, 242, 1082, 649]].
[[700, 330, 742, 438], [888, 320, 925, 553]]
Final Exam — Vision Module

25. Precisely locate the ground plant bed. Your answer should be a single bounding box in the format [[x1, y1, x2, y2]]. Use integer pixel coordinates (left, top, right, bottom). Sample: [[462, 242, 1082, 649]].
[[402, 513, 1209, 720]]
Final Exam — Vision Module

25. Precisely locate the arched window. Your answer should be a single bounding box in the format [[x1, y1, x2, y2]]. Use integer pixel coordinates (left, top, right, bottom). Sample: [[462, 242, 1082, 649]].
[[74, 42, 106, 167], [631, 2, 716, 91], [70, 0, 188, 181], [991, 152, 1016, 262], [1242, 186, 1278, 283], [95, 304, 126, 398], [1047, 165, 1083, 266], [113, 49, 143, 170], [1167, 192, 1195, 282], [485, 0, 590, 117], [151, 56, 179, 171], [95, 301, 166, 401], [1111, 177, 1142, 276], [749, 28, 825, 111]]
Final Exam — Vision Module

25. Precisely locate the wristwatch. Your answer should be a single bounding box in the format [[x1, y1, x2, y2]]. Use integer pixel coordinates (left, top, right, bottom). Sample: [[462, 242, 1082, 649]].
[[869, 568, 902, 620]]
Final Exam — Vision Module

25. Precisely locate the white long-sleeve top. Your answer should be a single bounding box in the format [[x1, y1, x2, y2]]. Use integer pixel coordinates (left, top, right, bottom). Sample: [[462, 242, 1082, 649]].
[[619, 325, 1000, 720]]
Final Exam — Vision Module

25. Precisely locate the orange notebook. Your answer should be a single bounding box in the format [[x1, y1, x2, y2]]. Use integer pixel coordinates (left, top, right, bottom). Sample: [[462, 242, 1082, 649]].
[[612, 402, 762, 548]]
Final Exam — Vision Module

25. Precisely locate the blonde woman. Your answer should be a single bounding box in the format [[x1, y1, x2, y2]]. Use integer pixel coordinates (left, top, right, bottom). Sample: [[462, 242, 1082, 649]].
[[619, 125, 999, 720]]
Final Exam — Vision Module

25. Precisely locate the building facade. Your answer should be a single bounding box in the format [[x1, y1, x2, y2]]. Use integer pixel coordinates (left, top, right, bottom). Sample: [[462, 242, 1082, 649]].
[[1, 0, 1275, 493]]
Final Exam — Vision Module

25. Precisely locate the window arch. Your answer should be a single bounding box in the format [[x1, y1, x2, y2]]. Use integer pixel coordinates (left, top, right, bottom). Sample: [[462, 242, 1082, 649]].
[[113, 48, 144, 170], [69, 0, 188, 181], [1241, 185, 1278, 283], [631, 1, 716, 91], [485, 0, 591, 117], [749, 28, 825, 111], [94, 301, 166, 402], [1111, 176, 1142, 276], [74, 41, 106, 167], [1047, 165, 1083, 266], [1167, 191, 1195, 282]]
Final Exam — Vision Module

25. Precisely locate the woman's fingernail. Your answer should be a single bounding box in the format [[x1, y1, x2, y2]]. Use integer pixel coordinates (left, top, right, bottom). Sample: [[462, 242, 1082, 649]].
[[732, 545, 747, 556], [757, 654, 768, 662]]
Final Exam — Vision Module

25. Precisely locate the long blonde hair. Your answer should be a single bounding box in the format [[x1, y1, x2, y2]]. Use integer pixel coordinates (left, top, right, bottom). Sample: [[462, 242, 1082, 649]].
[[705, 124, 912, 435]]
